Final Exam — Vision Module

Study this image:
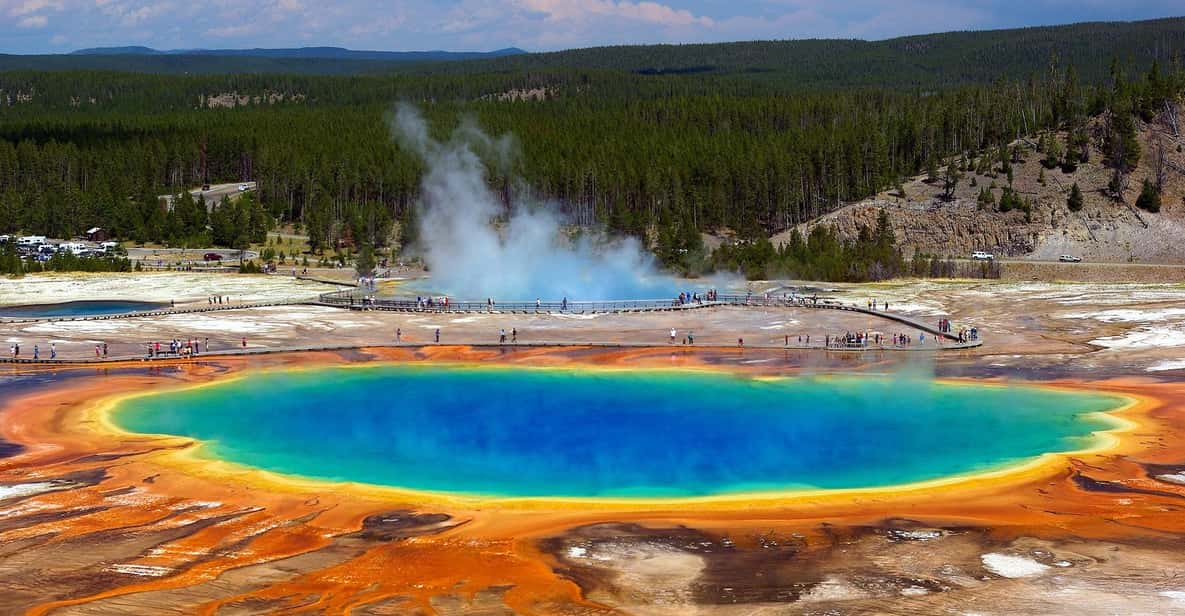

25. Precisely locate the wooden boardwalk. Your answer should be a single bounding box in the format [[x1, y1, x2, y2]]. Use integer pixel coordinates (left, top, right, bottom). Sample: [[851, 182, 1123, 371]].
[[316, 290, 978, 344], [0, 300, 309, 325], [0, 335, 981, 366], [1, 288, 982, 366]]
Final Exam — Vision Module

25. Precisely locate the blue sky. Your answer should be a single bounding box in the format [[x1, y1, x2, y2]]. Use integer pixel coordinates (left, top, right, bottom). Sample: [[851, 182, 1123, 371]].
[[2, 0, 1182, 54]]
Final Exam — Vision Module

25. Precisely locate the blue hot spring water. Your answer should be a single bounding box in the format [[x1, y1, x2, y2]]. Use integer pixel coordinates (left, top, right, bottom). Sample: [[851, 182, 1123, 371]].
[[111, 365, 1123, 498], [0, 300, 166, 318]]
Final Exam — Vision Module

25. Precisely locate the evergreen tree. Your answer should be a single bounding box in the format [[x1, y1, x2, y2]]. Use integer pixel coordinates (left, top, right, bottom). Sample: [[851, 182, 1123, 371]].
[[1067, 183, 1084, 211], [1136, 179, 1162, 213]]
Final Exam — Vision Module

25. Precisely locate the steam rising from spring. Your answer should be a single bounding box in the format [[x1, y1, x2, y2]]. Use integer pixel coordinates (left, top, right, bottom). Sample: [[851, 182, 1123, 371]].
[[391, 104, 681, 300]]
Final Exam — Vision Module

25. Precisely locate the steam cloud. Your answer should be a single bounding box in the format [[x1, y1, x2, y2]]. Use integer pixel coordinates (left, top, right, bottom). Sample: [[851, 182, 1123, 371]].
[[391, 104, 684, 300]]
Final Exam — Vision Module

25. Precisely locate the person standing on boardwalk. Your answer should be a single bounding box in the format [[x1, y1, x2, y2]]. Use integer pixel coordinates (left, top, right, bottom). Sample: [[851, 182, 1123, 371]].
[[241, 337, 247, 348], [670, 328, 677, 344], [33, 345, 38, 360], [396, 328, 402, 342], [50, 343, 56, 360], [512, 328, 517, 343], [435, 328, 440, 343], [500, 329, 507, 344]]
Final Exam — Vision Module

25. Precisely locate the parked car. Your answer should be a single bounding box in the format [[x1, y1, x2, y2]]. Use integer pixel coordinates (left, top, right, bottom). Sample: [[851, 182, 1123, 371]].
[[1058, 255, 1082, 263], [201, 184, 211, 191], [203, 252, 224, 261], [238, 183, 249, 192], [971, 251, 994, 261]]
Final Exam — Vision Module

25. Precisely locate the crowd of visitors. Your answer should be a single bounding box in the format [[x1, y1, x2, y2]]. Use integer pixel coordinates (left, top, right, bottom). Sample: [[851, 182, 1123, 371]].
[[145, 337, 215, 358]]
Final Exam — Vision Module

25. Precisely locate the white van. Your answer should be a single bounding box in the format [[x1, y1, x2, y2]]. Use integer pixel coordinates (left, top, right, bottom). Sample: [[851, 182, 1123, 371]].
[[971, 251, 994, 261]]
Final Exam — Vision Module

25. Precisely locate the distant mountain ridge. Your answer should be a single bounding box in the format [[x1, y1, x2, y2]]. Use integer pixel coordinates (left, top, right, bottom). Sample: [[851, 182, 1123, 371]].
[[69, 46, 527, 62], [1, 17, 1181, 79]]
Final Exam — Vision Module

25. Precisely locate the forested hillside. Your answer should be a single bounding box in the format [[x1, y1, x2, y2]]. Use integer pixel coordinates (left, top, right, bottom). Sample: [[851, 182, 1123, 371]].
[[406, 17, 1185, 87], [1, 18, 1184, 280], [4, 16, 1183, 85]]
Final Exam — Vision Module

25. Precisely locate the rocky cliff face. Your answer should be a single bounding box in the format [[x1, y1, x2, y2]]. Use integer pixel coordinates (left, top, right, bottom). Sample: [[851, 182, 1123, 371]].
[[783, 103, 1185, 262], [793, 199, 1042, 258]]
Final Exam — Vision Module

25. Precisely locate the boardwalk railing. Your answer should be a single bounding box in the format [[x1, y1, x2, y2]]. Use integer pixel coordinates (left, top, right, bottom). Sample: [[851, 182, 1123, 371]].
[[0, 299, 312, 325], [315, 290, 977, 344], [316, 289, 719, 314]]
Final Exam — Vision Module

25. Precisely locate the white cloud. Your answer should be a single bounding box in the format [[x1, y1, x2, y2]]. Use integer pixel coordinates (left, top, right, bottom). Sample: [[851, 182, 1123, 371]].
[[519, 0, 713, 27], [17, 13, 47, 25], [7, 0, 62, 16]]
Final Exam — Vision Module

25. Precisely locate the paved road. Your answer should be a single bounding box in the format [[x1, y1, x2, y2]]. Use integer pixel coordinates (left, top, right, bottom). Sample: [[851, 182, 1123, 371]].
[[127, 247, 259, 260], [951, 257, 1185, 267], [159, 182, 257, 210]]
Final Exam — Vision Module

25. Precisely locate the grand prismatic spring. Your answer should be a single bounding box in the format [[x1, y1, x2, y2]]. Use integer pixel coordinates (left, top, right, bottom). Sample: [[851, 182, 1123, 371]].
[[110, 366, 1123, 499]]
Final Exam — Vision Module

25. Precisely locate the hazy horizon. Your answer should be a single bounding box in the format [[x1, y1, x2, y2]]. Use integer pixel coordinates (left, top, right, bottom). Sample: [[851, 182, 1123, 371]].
[[2, 1, 1182, 56]]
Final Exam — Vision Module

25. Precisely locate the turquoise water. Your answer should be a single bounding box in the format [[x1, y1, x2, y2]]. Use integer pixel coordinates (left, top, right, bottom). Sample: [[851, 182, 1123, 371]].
[[0, 300, 165, 318], [112, 366, 1123, 498]]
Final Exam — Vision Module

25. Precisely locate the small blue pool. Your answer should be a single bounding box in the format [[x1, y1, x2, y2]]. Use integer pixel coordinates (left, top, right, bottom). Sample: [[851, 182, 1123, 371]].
[[0, 300, 167, 318]]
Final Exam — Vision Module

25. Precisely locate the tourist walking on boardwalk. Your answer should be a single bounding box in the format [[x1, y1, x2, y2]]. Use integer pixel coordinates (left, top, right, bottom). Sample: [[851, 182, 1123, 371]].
[[435, 328, 440, 343], [396, 328, 402, 342], [687, 331, 694, 344], [50, 343, 56, 360], [241, 337, 247, 348], [95, 345, 101, 358], [670, 328, 677, 343], [512, 328, 517, 343], [33, 345, 38, 360], [102, 343, 108, 357], [500, 329, 507, 344]]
